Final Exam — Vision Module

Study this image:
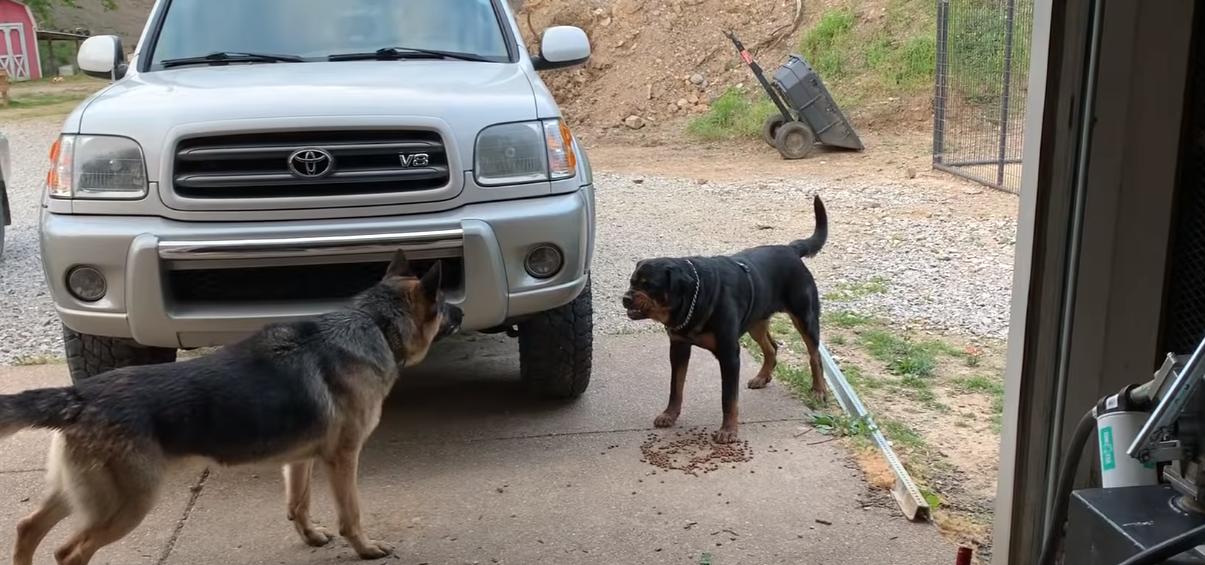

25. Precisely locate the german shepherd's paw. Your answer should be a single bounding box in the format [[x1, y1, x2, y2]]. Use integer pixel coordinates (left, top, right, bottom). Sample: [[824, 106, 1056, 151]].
[[653, 411, 679, 428], [353, 540, 394, 560], [712, 427, 739, 444], [300, 525, 333, 547]]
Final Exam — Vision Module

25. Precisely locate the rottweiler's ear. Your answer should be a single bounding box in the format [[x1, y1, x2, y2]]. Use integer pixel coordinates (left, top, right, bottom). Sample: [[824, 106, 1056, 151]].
[[384, 249, 412, 279], [665, 261, 691, 299], [419, 261, 442, 301]]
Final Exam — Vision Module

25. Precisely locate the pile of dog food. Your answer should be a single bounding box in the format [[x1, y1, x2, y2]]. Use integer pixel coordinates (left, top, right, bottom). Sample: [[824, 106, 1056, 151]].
[[640, 428, 753, 476]]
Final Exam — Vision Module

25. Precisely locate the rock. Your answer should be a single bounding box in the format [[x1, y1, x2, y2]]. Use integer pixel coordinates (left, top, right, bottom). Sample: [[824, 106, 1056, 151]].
[[905, 167, 918, 179], [690, 73, 705, 85], [624, 115, 645, 129], [688, 94, 700, 105], [677, 98, 689, 108]]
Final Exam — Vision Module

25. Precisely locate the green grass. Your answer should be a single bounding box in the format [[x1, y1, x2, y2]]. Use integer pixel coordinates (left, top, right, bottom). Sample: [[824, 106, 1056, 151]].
[[954, 375, 1004, 396], [879, 417, 927, 451], [920, 487, 943, 510], [686, 88, 777, 140], [812, 413, 873, 440], [859, 329, 938, 378], [825, 276, 890, 301], [829, 334, 848, 346], [1, 92, 89, 111], [802, 9, 857, 80], [692, 0, 1017, 137], [775, 364, 825, 408], [825, 310, 873, 329]]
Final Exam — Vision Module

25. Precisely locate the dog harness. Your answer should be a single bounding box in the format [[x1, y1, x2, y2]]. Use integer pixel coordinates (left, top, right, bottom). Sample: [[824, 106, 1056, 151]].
[[734, 260, 756, 328]]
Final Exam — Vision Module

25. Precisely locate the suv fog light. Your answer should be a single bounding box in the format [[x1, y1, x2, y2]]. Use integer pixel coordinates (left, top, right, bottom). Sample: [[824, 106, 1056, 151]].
[[67, 266, 107, 302], [525, 245, 564, 279]]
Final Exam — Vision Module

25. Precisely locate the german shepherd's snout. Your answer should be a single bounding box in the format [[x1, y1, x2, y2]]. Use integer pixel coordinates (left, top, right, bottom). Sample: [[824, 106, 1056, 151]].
[[0, 249, 455, 565]]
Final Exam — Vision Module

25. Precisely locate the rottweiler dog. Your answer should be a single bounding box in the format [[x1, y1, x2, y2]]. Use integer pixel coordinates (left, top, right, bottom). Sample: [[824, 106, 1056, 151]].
[[623, 196, 828, 443], [0, 250, 462, 565]]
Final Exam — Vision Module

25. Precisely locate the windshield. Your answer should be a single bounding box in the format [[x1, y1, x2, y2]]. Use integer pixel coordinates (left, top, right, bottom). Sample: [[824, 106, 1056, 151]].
[[147, 0, 511, 68]]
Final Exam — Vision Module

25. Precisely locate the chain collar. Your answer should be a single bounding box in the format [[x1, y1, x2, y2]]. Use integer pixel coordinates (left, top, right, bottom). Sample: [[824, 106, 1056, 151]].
[[670, 259, 701, 332]]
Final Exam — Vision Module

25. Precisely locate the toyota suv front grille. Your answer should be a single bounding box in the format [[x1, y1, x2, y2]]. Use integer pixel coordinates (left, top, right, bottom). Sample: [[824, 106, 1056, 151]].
[[173, 130, 450, 199]]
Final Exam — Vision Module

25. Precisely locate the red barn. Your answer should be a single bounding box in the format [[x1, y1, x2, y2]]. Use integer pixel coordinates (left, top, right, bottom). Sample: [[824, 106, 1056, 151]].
[[0, 0, 40, 81]]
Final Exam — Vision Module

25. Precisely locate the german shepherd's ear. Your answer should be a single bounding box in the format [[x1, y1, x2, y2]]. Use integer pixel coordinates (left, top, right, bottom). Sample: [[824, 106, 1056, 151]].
[[419, 261, 443, 301], [384, 249, 412, 279]]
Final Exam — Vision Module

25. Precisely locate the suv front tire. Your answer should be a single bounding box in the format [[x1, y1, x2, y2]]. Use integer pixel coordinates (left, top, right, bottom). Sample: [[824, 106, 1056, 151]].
[[519, 279, 593, 399], [63, 326, 177, 383]]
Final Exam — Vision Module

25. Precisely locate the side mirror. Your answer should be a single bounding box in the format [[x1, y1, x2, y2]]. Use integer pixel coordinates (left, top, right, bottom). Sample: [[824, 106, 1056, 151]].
[[78, 35, 128, 81], [532, 26, 590, 71]]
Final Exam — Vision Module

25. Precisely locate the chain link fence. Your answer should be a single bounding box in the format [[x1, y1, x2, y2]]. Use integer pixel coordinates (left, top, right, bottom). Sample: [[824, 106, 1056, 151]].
[[932, 0, 1034, 194]]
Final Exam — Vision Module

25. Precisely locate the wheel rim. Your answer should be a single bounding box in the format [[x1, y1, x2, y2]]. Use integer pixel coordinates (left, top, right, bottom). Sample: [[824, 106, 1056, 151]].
[[785, 131, 808, 153]]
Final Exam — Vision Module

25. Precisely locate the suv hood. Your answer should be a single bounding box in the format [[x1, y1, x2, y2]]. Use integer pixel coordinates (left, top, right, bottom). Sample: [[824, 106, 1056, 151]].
[[74, 61, 541, 160]]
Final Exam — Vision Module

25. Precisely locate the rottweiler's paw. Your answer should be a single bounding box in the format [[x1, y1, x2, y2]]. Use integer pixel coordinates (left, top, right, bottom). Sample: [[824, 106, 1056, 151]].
[[654, 411, 679, 428], [354, 540, 393, 560], [712, 427, 739, 444], [747, 376, 771, 389]]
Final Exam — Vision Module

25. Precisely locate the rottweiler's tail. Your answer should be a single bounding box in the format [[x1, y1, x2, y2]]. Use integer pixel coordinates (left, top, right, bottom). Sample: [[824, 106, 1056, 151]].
[[789, 196, 828, 258], [0, 387, 84, 440]]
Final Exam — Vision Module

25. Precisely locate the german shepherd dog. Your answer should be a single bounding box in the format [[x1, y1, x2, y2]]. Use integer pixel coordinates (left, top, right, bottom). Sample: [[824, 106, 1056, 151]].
[[0, 250, 462, 565], [622, 196, 828, 444]]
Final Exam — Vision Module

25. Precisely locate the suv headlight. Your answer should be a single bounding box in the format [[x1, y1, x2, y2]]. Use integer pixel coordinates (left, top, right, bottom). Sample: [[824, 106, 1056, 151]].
[[47, 135, 148, 200], [474, 119, 577, 186]]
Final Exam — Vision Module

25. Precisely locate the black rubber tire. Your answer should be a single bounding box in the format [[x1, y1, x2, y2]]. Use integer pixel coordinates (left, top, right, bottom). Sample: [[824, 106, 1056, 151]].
[[63, 325, 177, 384], [761, 114, 788, 147], [518, 279, 594, 399], [774, 121, 817, 160]]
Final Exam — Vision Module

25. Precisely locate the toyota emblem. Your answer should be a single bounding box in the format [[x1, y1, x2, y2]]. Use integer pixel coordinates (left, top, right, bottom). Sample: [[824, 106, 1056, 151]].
[[287, 148, 335, 179]]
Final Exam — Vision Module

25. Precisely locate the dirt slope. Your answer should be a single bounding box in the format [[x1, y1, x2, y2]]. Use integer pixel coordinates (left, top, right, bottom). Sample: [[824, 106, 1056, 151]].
[[44, 0, 154, 43], [518, 0, 802, 135]]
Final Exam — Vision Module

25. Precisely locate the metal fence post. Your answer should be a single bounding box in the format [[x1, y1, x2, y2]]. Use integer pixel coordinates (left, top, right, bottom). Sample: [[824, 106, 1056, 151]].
[[933, 0, 951, 165], [997, 0, 1018, 188]]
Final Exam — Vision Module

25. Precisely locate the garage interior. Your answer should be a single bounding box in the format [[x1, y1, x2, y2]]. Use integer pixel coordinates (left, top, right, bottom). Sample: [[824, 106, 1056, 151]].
[[994, 0, 1205, 562]]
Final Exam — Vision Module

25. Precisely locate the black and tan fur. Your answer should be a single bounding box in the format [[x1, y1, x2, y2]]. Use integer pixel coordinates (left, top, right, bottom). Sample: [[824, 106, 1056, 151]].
[[622, 196, 828, 444], [0, 250, 462, 565]]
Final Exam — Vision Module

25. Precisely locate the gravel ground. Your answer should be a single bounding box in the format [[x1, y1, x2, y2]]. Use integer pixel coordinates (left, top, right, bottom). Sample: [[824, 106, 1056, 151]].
[[0, 118, 63, 365], [0, 116, 1017, 365]]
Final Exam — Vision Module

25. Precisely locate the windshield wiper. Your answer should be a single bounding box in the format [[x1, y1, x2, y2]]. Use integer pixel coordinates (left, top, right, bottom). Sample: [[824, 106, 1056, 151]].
[[161, 51, 305, 68], [329, 47, 492, 63]]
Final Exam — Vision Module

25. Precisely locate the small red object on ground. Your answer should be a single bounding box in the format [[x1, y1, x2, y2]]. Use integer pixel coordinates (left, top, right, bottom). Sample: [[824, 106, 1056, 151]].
[[955, 546, 973, 565]]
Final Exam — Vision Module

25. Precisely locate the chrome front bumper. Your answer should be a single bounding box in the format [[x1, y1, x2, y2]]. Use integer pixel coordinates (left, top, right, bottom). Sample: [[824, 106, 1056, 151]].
[[41, 188, 593, 348]]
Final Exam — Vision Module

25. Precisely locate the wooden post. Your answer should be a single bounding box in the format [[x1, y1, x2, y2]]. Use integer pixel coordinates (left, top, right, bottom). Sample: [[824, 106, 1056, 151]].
[[0, 68, 10, 107]]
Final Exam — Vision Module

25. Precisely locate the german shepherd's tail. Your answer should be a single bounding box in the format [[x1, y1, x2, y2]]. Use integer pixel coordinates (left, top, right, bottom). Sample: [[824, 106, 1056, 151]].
[[0, 387, 84, 440], [789, 195, 828, 258]]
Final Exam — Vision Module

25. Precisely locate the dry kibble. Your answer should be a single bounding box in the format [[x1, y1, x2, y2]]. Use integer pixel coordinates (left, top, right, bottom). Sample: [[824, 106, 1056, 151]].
[[639, 430, 754, 475]]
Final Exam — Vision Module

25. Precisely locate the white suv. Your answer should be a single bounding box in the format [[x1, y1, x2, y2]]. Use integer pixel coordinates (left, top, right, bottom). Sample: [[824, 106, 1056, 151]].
[[40, 0, 596, 397]]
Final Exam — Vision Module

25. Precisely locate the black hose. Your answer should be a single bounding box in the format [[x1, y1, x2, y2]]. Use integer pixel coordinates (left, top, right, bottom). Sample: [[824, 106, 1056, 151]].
[[1118, 522, 1205, 565], [1037, 408, 1098, 565]]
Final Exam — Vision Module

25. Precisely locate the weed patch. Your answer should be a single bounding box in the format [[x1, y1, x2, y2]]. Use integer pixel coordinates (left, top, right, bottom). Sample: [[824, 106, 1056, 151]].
[[687, 88, 777, 140], [825, 276, 890, 301]]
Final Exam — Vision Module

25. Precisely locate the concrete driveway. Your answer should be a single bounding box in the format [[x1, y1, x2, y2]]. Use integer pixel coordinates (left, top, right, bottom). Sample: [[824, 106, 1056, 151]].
[[0, 333, 953, 564]]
